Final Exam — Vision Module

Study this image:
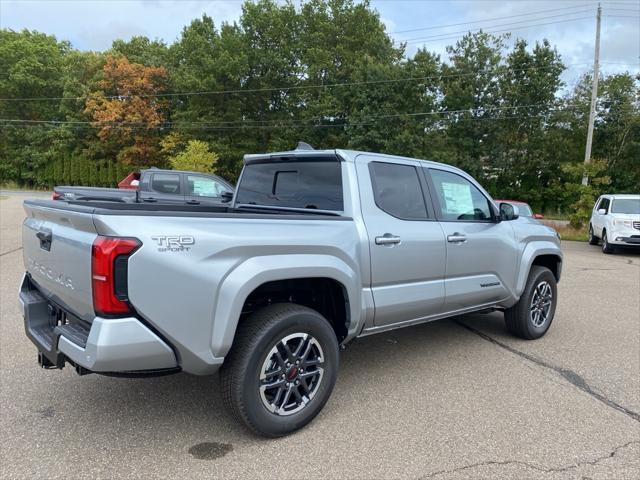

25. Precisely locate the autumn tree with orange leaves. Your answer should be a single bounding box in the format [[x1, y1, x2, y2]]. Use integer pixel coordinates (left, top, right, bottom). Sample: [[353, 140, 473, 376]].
[[85, 55, 168, 166]]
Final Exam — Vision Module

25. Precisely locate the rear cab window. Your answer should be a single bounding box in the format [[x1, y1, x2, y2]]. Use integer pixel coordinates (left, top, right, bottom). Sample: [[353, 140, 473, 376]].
[[235, 158, 343, 211], [151, 173, 181, 194]]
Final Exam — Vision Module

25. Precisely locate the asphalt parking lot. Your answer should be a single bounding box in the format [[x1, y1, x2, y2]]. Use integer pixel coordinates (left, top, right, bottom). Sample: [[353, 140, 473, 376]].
[[1, 191, 639, 479]]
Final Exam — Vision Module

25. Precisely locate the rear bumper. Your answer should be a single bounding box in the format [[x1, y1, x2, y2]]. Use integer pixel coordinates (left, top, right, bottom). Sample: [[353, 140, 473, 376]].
[[19, 274, 178, 375]]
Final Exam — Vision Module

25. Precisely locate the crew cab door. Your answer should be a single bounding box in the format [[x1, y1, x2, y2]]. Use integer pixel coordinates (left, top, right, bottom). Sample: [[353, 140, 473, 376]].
[[184, 174, 233, 206], [425, 168, 517, 310], [356, 156, 446, 328], [138, 172, 185, 204]]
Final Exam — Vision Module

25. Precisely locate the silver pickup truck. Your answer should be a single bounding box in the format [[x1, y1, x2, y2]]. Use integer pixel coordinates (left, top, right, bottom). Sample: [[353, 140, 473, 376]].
[[19, 147, 562, 437]]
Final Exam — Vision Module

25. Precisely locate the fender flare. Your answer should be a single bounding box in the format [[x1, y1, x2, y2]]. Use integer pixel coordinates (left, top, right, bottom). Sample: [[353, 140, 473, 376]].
[[211, 254, 361, 359], [515, 241, 563, 298]]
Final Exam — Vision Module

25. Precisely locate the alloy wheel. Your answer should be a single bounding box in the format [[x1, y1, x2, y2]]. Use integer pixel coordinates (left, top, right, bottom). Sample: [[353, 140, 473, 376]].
[[530, 281, 553, 328], [258, 333, 325, 416]]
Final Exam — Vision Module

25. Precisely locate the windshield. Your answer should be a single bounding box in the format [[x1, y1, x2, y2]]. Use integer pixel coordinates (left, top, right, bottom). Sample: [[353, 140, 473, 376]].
[[517, 204, 533, 217], [236, 159, 343, 211], [611, 198, 640, 214]]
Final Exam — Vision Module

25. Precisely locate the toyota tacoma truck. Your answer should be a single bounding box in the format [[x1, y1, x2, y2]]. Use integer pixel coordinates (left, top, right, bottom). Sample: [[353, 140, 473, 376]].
[[19, 146, 562, 437]]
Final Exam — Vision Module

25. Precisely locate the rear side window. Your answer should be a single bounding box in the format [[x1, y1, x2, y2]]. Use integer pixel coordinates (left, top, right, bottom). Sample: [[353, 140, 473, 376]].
[[369, 162, 428, 220], [236, 160, 343, 211], [151, 173, 181, 194]]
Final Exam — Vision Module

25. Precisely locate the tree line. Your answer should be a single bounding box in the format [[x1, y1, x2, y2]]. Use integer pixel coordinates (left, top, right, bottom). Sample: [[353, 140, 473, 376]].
[[1, 0, 638, 216]]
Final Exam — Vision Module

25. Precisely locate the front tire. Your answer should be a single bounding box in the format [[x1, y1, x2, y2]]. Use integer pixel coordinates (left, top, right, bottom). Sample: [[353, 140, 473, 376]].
[[505, 266, 557, 340], [220, 303, 339, 437], [601, 230, 615, 254], [588, 224, 599, 245]]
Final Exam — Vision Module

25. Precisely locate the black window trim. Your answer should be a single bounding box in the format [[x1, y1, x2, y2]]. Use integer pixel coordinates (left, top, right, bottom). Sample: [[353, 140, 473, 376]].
[[424, 167, 498, 224], [150, 172, 182, 195], [368, 160, 435, 221]]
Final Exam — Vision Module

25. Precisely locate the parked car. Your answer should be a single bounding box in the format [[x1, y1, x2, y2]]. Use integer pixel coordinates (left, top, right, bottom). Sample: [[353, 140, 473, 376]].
[[493, 199, 543, 219], [20, 146, 562, 437], [54, 168, 234, 206], [588, 194, 640, 253]]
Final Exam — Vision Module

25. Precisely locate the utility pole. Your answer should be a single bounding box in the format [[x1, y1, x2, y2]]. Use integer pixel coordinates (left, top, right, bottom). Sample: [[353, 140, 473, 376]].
[[582, 3, 601, 186]]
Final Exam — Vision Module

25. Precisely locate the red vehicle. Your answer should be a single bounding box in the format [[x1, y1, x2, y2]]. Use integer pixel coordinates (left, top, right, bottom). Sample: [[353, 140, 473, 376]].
[[494, 199, 544, 219]]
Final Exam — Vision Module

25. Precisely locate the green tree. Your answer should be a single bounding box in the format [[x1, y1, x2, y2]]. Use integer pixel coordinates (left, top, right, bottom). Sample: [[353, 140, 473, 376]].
[[169, 140, 219, 173]]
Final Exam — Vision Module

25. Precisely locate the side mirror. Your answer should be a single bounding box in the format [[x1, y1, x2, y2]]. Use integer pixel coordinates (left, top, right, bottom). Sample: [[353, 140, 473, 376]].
[[598, 208, 607, 215], [221, 191, 234, 203], [499, 202, 519, 221], [533, 213, 544, 219]]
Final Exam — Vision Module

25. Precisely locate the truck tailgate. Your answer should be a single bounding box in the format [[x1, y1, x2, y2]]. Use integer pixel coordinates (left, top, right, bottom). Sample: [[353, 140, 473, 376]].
[[22, 201, 98, 322]]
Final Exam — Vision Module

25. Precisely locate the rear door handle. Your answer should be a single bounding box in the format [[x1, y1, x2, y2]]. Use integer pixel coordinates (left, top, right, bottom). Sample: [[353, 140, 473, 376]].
[[375, 234, 401, 245], [186, 200, 200, 205], [447, 233, 467, 243]]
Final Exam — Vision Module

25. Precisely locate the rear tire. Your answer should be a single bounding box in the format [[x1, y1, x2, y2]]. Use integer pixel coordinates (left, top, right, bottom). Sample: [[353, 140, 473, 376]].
[[601, 230, 615, 254], [505, 266, 557, 340], [220, 303, 339, 437], [588, 224, 599, 245]]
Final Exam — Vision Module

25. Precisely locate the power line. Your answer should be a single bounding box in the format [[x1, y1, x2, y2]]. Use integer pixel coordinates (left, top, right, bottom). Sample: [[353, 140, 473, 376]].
[[0, 63, 592, 102], [405, 16, 594, 44], [389, 4, 591, 34], [398, 11, 593, 43], [0, 104, 582, 130], [0, 112, 587, 132]]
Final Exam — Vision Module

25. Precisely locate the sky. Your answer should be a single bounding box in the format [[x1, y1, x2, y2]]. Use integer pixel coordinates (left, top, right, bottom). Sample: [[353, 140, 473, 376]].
[[1, 0, 638, 89]]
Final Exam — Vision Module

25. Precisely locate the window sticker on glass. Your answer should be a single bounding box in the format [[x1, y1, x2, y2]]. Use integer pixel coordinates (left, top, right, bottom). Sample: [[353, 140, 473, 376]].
[[441, 182, 473, 215], [191, 178, 221, 197]]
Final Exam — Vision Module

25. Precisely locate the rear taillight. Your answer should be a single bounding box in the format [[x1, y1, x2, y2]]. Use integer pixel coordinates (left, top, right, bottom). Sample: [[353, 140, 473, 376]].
[[52, 191, 61, 200], [92, 236, 141, 317]]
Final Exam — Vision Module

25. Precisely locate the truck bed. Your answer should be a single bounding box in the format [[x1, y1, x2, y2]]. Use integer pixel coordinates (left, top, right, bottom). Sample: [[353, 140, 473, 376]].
[[26, 199, 348, 218]]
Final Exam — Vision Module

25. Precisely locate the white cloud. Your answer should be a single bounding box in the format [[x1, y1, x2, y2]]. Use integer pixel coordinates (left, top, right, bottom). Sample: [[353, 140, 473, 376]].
[[1, 0, 637, 80]]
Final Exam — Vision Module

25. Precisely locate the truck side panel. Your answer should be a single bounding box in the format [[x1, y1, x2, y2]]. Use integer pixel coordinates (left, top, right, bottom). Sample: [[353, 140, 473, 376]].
[[95, 214, 363, 375]]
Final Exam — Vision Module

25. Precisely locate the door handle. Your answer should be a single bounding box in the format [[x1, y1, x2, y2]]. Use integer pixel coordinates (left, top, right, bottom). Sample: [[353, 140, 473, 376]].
[[447, 233, 467, 243], [143, 197, 157, 203], [375, 233, 401, 246], [186, 200, 200, 205]]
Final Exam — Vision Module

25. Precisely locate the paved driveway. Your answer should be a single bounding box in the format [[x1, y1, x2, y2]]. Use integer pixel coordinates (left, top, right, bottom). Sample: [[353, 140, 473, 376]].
[[1, 193, 638, 479]]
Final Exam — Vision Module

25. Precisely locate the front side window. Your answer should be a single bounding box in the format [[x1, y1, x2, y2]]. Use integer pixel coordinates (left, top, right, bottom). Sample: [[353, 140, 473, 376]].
[[236, 160, 343, 211], [369, 162, 428, 220], [429, 169, 493, 221], [598, 198, 610, 213], [611, 198, 640, 214], [151, 173, 181, 194], [187, 175, 228, 198]]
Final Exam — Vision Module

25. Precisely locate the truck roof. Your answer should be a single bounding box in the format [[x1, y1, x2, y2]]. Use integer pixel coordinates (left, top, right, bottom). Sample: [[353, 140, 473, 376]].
[[601, 194, 640, 199], [243, 148, 465, 174]]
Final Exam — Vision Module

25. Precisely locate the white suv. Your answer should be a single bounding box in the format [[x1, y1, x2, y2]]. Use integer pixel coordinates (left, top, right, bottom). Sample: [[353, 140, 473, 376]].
[[589, 194, 640, 253]]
